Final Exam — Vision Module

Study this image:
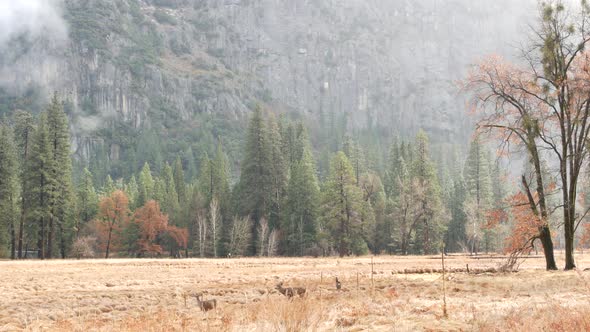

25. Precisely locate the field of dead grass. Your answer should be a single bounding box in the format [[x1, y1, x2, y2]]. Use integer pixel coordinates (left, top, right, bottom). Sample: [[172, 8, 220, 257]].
[[1, 253, 590, 331]]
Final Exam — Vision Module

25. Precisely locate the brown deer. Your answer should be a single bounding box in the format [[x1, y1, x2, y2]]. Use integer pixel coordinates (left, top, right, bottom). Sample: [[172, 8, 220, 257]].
[[335, 277, 342, 290], [192, 293, 217, 311], [275, 282, 306, 298]]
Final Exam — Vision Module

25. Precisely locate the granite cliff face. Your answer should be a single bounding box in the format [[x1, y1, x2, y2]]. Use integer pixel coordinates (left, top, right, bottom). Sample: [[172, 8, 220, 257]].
[[0, 0, 535, 161]]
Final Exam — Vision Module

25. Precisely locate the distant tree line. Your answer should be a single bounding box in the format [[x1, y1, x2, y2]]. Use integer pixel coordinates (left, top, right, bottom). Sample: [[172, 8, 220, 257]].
[[0, 99, 511, 259]]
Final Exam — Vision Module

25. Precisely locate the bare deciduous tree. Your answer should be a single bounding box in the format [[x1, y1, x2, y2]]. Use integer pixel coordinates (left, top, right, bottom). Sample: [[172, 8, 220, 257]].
[[195, 211, 207, 258], [267, 228, 279, 257], [463, 1, 590, 270], [257, 218, 269, 256], [229, 216, 251, 256]]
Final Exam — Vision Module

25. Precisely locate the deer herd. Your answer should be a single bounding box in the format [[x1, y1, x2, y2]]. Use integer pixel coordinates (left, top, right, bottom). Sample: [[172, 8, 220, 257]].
[[188, 276, 344, 312]]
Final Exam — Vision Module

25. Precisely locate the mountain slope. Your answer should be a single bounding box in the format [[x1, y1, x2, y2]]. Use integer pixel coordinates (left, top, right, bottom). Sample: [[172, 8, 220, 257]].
[[0, 0, 534, 175]]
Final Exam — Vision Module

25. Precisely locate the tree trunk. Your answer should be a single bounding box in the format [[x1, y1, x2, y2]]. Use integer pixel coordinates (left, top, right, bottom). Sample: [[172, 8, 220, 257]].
[[522, 173, 557, 270], [18, 133, 30, 260], [563, 180, 576, 271], [339, 218, 346, 257], [423, 219, 430, 254], [47, 216, 54, 259], [59, 224, 66, 258], [17, 208, 25, 259], [539, 226, 557, 270], [564, 215, 576, 270], [38, 216, 45, 259], [105, 227, 113, 259], [339, 172, 346, 257], [10, 216, 16, 260]]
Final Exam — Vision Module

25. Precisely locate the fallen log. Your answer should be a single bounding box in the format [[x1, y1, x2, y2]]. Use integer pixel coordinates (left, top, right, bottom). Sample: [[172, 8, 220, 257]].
[[391, 267, 499, 275]]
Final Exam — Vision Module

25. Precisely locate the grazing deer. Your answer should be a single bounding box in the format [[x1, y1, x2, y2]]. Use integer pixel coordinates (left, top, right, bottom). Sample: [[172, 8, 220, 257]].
[[193, 293, 217, 311], [335, 277, 342, 290], [275, 282, 306, 298]]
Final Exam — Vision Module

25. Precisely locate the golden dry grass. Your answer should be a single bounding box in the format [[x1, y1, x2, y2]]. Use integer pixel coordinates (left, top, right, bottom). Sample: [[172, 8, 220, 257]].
[[2, 253, 590, 331]]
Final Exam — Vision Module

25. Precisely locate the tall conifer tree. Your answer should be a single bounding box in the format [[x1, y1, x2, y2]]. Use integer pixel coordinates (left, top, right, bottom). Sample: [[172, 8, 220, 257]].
[[27, 112, 53, 259], [46, 95, 74, 258], [0, 123, 19, 258], [13, 111, 35, 258], [283, 126, 320, 255], [235, 106, 273, 254]]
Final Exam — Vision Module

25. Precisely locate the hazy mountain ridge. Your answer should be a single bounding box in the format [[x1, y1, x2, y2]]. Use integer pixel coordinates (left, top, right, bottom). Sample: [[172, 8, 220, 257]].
[[0, 0, 534, 162]]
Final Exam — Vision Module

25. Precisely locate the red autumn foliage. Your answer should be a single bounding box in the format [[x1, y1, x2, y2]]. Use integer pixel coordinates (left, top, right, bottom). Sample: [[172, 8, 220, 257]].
[[94, 190, 131, 258], [134, 200, 169, 255], [133, 200, 189, 255], [485, 188, 553, 255], [167, 225, 189, 249], [505, 192, 544, 252], [484, 208, 508, 229]]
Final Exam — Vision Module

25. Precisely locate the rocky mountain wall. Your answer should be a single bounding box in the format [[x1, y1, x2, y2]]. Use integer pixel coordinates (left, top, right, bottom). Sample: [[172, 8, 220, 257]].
[[0, 0, 536, 160]]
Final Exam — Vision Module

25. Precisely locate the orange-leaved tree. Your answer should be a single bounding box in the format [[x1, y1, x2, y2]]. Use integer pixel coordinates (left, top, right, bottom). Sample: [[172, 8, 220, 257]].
[[486, 189, 546, 270], [504, 191, 545, 256], [463, 54, 557, 270], [167, 225, 189, 257], [95, 190, 131, 258], [133, 200, 169, 256], [465, 1, 590, 270]]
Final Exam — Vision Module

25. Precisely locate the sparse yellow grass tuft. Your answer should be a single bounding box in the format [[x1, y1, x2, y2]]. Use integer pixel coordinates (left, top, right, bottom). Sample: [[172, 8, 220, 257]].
[[476, 305, 590, 332]]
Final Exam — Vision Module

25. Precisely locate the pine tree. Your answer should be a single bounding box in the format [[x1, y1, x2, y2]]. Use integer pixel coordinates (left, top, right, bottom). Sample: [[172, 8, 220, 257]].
[[45, 95, 74, 258], [385, 140, 401, 198], [411, 130, 446, 254], [103, 175, 116, 196], [183, 147, 197, 182], [342, 134, 365, 185], [199, 145, 231, 205], [27, 112, 54, 259], [235, 106, 273, 254], [463, 135, 493, 254], [389, 132, 446, 255], [76, 168, 98, 237], [281, 122, 296, 167], [13, 110, 35, 258], [487, 156, 507, 251], [360, 172, 385, 254], [0, 123, 19, 258], [126, 175, 139, 210], [137, 162, 154, 207], [161, 162, 179, 216], [446, 169, 467, 252], [390, 153, 415, 254], [173, 156, 186, 204], [153, 177, 167, 208], [267, 115, 287, 230], [171, 158, 192, 256], [282, 127, 320, 255], [321, 152, 371, 257]]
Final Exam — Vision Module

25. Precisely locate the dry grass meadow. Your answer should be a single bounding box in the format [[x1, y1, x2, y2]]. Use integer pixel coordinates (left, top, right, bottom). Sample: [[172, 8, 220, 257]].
[[2, 253, 590, 331]]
